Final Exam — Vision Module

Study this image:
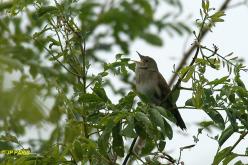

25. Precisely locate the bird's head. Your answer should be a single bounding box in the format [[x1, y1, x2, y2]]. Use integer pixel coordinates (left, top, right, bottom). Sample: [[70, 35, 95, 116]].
[[135, 51, 158, 71]]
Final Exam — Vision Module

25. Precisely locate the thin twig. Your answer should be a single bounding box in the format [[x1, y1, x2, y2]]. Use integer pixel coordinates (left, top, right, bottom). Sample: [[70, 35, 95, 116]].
[[132, 152, 146, 164], [226, 0, 248, 10], [177, 148, 183, 165], [122, 137, 138, 165], [230, 131, 248, 152], [177, 144, 195, 165], [167, 13, 208, 101], [180, 86, 222, 91], [178, 106, 225, 111], [33, 38, 82, 77], [49, 18, 82, 75], [201, 46, 248, 72], [235, 154, 248, 157], [168, 0, 232, 88]]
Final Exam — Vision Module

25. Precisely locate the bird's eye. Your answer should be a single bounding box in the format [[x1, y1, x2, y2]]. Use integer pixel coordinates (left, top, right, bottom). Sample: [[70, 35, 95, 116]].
[[144, 59, 148, 62]]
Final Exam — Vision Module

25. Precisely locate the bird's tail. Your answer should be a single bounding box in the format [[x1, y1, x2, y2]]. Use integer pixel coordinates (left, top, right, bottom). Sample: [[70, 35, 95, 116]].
[[162, 101, 186, 130], [171, 106, 186, 130]]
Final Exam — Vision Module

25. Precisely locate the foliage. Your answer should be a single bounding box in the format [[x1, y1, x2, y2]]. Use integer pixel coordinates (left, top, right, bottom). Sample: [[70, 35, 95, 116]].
[[0, 0, 247, 165]]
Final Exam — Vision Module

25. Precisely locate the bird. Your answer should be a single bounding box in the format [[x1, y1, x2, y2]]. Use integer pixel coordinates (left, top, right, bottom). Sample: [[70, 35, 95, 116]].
[[134, 52, 186, 130]]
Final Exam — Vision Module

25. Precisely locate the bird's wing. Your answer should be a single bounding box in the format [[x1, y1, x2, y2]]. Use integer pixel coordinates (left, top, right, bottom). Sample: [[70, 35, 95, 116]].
[[156, 72, 187, 130], [156, 72, 171, 101]]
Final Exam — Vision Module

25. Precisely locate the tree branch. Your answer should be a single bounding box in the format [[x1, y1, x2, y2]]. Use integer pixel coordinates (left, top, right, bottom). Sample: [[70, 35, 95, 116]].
[[122, 137, 138, 165]]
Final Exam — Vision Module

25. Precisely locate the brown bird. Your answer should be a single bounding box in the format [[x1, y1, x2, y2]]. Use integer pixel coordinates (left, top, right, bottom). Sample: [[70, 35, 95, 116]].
[[135, 52, 186, 130]]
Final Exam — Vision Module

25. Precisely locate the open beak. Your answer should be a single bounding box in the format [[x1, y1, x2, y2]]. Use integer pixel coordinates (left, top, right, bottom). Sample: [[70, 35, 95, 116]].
[[130, 59, 140, 63], [136, 51, 145, 60], [130, 51, 144, 64]]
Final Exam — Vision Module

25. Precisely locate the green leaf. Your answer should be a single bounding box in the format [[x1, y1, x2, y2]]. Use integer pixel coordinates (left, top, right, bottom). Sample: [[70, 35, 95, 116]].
[[207, 58, 221, 69], [210, 11, 226, 23], [134, 0, 153, 16], [192, 95, 203, 109], [222, 153, 238, 165], [135, 112, 152, 127], [0, 55, 23, 71], [117, 91, 136, 109], [148, 108, 165, 136], [92, 82, 110, 102], [202, 0, 209, 13], [226, 109, 238, 129], [183, 66, 194, 82], [73, 140, 84, 160], [37, 6, 58, 17], [155, 106, 176, 124], [98, 119, 115, 156], [128, 63, 136, 71], [141, 138, 155, 155], [213, 146, 232, 165], [0, 2, 13, 11], [185, 98, 193, 106], [167, 23, 183, 36], [234, 161, 244, 165], [0, 134, 19, 144], [163, 118, 173, 139], [235, 75, 246, 88], [218, 125, 235, 147], [208, 76, 229, 86], [202, 88, 217, 106], [112, 122, 124, 157], [179, 66, 190, 78], [178, 22, 192, 33], [158, 140, 166, 152], [47, 36, 60, 48], [79, 93, 102, 103], [134, 118, 147, 138], [199, 120, 214, 126], [205, 110, 225, 130], [115, 53, 125, 60], [121, 118, 137, 138], [228, 93, 236, 103], [141, 33, 163, 46], [135, 112, 155, 138]]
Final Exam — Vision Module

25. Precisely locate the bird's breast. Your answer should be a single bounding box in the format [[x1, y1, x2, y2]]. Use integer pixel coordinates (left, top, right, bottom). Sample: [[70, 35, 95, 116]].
[[136, 81, 154, 95], [136, 71, 157, 96]]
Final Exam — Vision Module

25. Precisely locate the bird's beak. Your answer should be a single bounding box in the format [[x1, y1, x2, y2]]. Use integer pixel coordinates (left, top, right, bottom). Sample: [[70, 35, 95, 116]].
[[136, 51, 145, 60], [136, 51, 145, 63], [130, 59, 140, 64]]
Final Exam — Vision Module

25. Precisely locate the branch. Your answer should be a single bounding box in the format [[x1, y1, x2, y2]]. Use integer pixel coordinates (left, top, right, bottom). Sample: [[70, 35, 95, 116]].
[[201, 45, 248, 72], [122, 137, 138, 165], [230, 131, 248, 152], [168, 0, 232, 88], [177, 144, 195, 165], [177, 148, 183, 165], [178, 106, 225, 111], [226, 0, 248, 10], [33, 38, 82, 77]]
